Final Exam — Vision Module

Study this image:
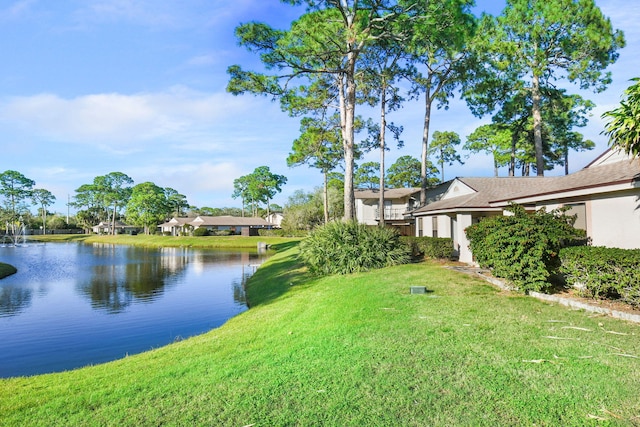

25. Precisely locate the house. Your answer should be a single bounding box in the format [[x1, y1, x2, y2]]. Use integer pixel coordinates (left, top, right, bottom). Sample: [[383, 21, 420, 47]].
[[158, 217, 194, 236], [412, 149, 640, 263], [355, 188, 420, 235], [91, 220, 138, 234], [265, 212, 284, 228], [159, 215, 273, 236], [355, 186, 448, 236]]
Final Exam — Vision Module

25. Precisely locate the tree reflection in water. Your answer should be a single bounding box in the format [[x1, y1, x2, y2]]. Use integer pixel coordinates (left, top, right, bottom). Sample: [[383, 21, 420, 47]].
[[0, 286, 33, 318], [77, 245, 190, 313]]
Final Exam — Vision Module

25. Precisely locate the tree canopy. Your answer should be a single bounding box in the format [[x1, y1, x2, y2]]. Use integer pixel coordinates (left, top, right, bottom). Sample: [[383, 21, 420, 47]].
[[466, 0, 624, 175], [126, 182, 169, 235], [602, 77, 640, 158], [228, 1, 407, 220], [232, 166, 287, 217], [428, 130, 463, 182]]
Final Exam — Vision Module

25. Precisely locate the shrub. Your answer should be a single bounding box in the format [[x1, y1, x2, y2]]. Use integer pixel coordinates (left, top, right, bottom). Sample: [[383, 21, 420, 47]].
[[193, 228, 210, 237], [299, 221, 411, 275], [402, 236, 453, 260], [211, 230, 234, 236], [560, 246, 640, 306], [465, 204, 585, 292]]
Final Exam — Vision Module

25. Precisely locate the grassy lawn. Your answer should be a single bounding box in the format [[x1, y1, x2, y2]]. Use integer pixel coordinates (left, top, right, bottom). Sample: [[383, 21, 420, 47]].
[[27, 233, 299, 250], [1, 245, 639, 425]]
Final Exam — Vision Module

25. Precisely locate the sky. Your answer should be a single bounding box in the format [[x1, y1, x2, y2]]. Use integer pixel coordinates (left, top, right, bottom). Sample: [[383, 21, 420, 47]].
[[1, 0, 638, 215]]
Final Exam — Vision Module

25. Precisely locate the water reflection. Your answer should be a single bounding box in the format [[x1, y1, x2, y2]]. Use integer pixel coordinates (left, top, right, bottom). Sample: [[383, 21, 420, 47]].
[[0, 286, 32, 318], [77, 245, 189, 313], [0, 242, 269, 377]]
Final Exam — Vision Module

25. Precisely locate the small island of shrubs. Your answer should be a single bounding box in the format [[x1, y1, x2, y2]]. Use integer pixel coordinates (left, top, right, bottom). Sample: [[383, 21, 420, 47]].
[[0, 262, 17, 279]]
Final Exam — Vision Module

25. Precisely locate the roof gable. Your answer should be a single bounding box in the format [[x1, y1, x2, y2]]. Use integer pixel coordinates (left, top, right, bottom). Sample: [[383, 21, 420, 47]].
[[440, 179, 476, 200]]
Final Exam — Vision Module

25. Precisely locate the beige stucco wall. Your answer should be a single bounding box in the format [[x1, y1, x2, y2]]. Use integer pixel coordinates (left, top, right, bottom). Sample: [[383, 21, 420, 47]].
[[534, 189, 640, 249], [355, 199, 378, 225], [588, 191, 640, 249], [417, 215, 453, 238]]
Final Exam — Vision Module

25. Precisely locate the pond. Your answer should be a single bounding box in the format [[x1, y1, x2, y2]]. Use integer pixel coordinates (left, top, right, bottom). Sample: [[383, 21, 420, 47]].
[[0, 242, 269, 378]]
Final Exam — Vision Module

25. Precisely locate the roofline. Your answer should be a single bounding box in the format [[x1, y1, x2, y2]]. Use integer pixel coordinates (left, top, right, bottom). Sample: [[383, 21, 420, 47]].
[[583, 147, 613, 168], [412, 207, 506, 216], [490, 178, 637, 205]]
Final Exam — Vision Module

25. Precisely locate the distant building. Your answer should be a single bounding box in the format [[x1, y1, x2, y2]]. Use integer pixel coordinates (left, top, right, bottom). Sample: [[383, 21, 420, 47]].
[[355, 186, 448, 236], [158, 215, 273, 236], [91, 221, 138, 235], [265, 212, 284, 227]]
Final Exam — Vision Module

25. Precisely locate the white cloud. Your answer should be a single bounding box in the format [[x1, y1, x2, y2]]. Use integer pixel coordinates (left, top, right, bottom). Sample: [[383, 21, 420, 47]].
[[0, 0, 36, 20], [0, 86, 286, 153]]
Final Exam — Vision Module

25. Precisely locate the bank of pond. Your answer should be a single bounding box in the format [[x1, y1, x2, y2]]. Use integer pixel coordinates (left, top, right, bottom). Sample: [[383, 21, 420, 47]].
[[1, 241, 639, 425]]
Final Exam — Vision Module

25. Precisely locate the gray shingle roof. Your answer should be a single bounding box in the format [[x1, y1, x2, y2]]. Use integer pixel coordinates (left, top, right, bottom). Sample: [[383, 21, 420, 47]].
[[191, 216, 271, 227], [412, 177, 547, 213], [413, 154, 640, 214], [355, 188, 421, 199]]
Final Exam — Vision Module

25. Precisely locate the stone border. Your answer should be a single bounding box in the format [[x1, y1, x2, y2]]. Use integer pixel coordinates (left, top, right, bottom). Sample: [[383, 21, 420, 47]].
[[467, 268, 640, 324]]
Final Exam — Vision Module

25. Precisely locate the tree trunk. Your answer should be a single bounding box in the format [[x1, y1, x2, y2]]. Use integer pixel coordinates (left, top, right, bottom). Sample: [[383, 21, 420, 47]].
[[509, 132, 517, 176], [379, 89, 387, 227], [111, 203, 117, 235], [323, 171, 329, 224], [340, 67, 356, 221], [42, 207, 47, 235], [564, 145, 569, 175], [420, 89, 433, 206], [532, 73, 545, 176]]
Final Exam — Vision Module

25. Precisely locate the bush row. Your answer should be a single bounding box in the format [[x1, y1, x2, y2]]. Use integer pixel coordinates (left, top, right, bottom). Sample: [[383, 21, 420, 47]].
[[559, 246, 640, 307], [401, 236, 453, 260], [465, 204, 585, 292]]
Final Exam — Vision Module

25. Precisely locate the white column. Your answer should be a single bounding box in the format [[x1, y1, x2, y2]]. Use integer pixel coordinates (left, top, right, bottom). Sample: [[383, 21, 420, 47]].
[[456, 213, 474, 264]]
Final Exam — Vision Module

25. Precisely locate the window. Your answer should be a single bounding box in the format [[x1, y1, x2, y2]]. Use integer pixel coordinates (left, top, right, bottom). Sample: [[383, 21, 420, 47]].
[[564, 203, 587, 230], [432, 216, 438, 238]]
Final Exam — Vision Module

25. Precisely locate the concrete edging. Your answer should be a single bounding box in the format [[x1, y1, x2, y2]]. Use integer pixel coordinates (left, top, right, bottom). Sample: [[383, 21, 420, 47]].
[[472, 271, 640, 324]]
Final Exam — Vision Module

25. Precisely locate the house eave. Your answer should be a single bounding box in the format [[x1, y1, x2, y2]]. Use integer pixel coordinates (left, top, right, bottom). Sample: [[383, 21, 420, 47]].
[[490, 181, 637, 206], [412, 207, 506, 216]]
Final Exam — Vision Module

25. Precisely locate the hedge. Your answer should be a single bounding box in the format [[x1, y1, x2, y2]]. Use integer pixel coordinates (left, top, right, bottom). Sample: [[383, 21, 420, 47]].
[[402, 236, 453, 260], [465, 204, 584, 292], [559, 246, 640, 307]]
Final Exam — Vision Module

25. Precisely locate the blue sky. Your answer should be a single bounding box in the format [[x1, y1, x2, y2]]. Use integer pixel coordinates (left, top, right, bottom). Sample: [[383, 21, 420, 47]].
[[1, 0, 638, 214]]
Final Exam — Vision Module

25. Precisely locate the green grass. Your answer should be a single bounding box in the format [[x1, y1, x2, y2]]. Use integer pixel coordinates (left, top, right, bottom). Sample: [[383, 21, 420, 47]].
[[27, 233, 299, 250], [0, 262, 17, 279], [1, 246, 639, 426]]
